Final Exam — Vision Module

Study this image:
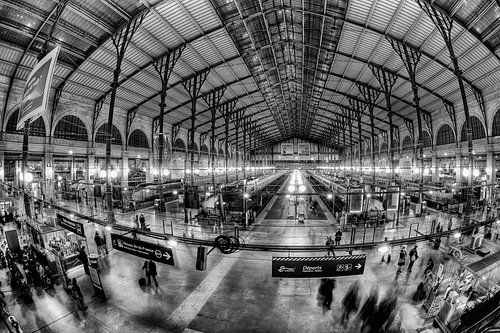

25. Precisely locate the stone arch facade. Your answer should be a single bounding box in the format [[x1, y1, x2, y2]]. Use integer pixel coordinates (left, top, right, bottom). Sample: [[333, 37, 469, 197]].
[[51, 111, 91, 140]]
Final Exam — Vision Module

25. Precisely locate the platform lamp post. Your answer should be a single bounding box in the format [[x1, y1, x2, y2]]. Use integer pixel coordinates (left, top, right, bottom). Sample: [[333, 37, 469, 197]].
[[243, 191, 249, 229]]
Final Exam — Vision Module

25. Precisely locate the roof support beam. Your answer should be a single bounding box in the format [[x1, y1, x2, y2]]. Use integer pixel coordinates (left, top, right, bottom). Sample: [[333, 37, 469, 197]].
[[370, 64, 399, 177], [417, 0, 475, 195], [389, 38, 425, 194], [416, 0, 500, 64], [219, 100, 238, 183], [183, 69, 210, 185], [125, 107, 138, 149], [152, 46, 185, 167], [105, 13, 145, 223]]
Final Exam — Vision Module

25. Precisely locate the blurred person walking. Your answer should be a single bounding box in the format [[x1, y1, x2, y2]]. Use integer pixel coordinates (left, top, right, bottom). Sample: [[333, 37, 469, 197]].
[[341, 280, 361, 326], [357, 284, 379, 332], [71, 278, 87, 310], [424, 257, 434, 277], [78, 246, 89, 275], [325, 237, 335, 257], [370, 288, 398, 332], [407, 245, 419, 272], [142, 259, 158, 287], [397, 246, 407, 273]]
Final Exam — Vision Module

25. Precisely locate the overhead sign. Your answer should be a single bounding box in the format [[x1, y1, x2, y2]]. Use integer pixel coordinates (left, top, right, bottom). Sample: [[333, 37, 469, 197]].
[[56, 213, 85, 237], [17, 45, 61, 130], [111, 233, 174, 266], [272, 254, 366, 278]]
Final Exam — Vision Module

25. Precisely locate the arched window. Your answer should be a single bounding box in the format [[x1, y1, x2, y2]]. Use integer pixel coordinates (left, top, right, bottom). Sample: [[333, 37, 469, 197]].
[[373, 138, 379, 156], [460, 116, 486, 141], [95, 124, 123, 145], [218, 148, 224, 156], [200, 144, 209, 155], [128, 129, 149, 148], [492, 110, 500, 136], [436, 124, 455, 146], [422, 131, 432, 148], [380, 142, 388, 154], [54, 115, 88, 141], [402, 136, 413, 152], [173, 138, 186, 152], [5, 109, 46, 137]]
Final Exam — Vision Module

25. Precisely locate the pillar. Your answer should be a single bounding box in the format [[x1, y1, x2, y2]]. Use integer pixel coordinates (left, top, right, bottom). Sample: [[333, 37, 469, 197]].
[[486, 146, 494, 185], [122, 151, 129, 187], [431, 150, 438, 183], [455, 152, 462, 184], [86, 149, 95, 184], [43, 147, 55, 202], [0, 150, 4, 181], [146, 153, 154, 182]]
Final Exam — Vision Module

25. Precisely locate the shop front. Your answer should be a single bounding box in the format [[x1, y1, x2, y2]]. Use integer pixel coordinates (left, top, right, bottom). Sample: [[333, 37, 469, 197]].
[[421, 252, 499, 332], [437, 157, 456, 183]]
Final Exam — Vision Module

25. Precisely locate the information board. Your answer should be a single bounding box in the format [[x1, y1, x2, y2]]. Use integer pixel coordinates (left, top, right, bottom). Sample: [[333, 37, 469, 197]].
[[387, 186, 399, 211], [349, 188, 364, 213], [111, 233, 174, 266], [272, 254, 366, 278], [89, 265, 106, 300]]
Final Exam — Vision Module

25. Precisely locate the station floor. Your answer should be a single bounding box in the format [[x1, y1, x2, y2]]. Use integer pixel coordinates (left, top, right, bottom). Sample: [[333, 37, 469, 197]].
[[2, 230, 446, 333], [2, 174, 500, 332]]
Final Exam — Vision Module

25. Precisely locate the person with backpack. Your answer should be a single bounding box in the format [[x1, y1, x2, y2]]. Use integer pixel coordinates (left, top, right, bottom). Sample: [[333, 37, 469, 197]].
[[407, 245, 419, 272]]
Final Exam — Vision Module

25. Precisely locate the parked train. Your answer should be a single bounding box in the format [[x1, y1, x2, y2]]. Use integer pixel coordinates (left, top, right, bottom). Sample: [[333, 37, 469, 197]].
[[221, 172, 286, 211], [131, 182, 183, 204]]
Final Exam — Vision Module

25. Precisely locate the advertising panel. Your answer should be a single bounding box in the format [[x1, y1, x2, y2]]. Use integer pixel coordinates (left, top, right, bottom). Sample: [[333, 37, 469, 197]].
[[281, 143, 294, 156], [387, 186, 400, 211], [297, 143, 310, 156], [17, 46, 61, 129]]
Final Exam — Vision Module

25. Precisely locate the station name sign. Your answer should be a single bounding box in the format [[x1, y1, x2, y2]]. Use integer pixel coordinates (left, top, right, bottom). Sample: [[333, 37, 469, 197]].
[[272, 254, 366, 278], [111, 234, 174, 266], [56, 213, 85, 237]]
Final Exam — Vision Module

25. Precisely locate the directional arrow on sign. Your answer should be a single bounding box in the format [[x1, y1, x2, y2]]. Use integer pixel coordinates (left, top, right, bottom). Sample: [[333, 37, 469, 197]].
[[355, 263, 362, 270], [163, 252, 171, 260]]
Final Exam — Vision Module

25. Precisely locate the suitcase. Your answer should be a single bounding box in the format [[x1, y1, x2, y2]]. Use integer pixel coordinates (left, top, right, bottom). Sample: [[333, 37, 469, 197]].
[[138, 278, 146, 286]]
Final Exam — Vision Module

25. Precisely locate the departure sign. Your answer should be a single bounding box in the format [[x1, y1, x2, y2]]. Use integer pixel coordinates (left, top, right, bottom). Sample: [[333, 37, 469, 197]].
[[272, 254, 366, 278]]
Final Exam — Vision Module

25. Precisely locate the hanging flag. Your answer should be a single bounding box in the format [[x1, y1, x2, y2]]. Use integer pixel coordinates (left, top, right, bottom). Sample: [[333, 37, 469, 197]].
[[17, 45, 61, 130]]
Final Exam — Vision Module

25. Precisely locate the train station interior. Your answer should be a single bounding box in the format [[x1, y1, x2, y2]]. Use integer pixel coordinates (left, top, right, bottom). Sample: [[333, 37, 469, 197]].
[[1, 0, 500, 332]]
